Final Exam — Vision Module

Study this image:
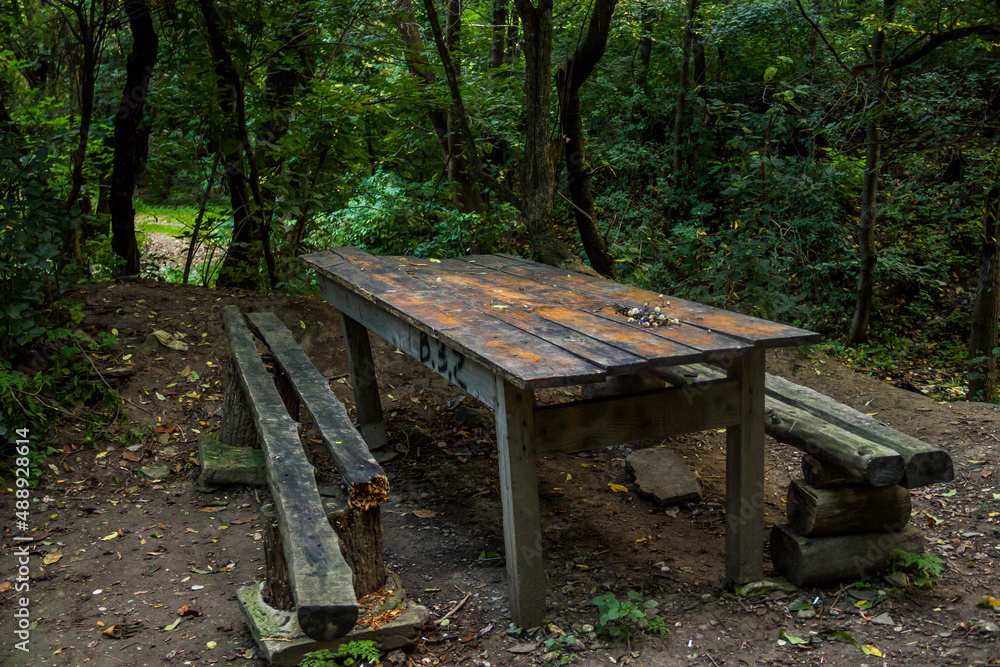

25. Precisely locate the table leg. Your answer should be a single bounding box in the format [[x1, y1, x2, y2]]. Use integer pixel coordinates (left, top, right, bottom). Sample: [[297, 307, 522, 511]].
[[494, 377, 545, 628], [340, 314, 388, 450], [725, 348, 766, 584]]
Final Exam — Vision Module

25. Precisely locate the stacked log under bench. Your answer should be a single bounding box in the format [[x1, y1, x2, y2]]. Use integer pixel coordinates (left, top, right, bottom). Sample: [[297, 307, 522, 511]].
[[216, 307, 425, 665], [661, 363, 954, 588]]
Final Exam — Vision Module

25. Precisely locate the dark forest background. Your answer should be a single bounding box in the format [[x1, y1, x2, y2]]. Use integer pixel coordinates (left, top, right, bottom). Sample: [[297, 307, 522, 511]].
[[3, 0, 1000, 452]]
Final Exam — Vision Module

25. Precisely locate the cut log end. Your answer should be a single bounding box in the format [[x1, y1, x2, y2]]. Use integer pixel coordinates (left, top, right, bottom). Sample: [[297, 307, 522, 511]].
[[349, 475, 391, 510], [902, 450, 955, 489], [297, 604, 359, 642]]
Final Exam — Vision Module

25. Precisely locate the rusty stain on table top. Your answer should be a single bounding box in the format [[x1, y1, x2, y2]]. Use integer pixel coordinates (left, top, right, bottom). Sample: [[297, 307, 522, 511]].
[[302, 248, 820, 389]]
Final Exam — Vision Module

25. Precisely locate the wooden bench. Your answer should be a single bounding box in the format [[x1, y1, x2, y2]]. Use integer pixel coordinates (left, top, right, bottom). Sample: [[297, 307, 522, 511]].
[[220, 306, 390, 641], [659, 362, 954, 586]]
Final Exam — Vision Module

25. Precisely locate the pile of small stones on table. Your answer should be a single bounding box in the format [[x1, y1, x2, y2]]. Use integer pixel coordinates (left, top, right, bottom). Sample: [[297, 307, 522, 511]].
[[615, 302, 680, 327]]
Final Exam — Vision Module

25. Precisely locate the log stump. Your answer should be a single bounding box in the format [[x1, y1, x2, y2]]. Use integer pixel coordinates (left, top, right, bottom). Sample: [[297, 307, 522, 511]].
[[221, 358, 258, 448], [264, 484, 387, 609]]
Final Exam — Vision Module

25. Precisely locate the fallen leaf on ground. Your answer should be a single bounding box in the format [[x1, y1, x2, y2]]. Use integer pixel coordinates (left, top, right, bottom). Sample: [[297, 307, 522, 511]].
[[163, 618, 182, 631], [101, 531, 122, 541], [607, 483, 629, 493], [0, 582, 11, 593], [152, 330, 189, 351], [177, 604, 201, 617], [102, 624, 123, 639], [412, 509, 437, 518], [43, 551, 62, 565], [861, 645, 882, 657]]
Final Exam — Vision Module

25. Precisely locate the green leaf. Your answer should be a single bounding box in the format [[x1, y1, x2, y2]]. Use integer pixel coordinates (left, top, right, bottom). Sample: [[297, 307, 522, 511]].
[[823, 630, 859, 648], [764, 66, 778, 82], [937, 489, 956, 497], [779, 630, 807, 645]]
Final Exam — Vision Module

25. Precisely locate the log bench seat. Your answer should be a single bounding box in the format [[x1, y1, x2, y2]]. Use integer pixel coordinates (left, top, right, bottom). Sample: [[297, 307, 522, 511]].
[[220, 306, 390, 641], [658, 362, 954, 587]]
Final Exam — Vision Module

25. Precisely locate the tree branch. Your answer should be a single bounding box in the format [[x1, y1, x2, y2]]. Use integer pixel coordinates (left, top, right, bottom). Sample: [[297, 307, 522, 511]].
[[793, 0, 850, 73], [853, 23, 1000, 74]]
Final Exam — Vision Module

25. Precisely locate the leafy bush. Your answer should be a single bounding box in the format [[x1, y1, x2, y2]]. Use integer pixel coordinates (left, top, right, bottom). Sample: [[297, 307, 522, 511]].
[[0, 328, 120, 477], [0, 143, 76, 357], [307, 170, 516, 258], [592, 590, 669, 640]]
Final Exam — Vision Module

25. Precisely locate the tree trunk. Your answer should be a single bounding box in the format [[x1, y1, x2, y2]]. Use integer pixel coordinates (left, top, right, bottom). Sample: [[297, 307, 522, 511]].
[[969, 187, 1000, 402], [634, 1, 653, 89], [847, 0, 897, 345], [489, 0, 509, 69], [514, 0, 570, 267], [109, 0, 158, 278], [556, 0, 617, 278], [397, 0, 481, 212], [254, 7, 313, 244], [199, 0, 262, 289], [671, 0, 698, 181]]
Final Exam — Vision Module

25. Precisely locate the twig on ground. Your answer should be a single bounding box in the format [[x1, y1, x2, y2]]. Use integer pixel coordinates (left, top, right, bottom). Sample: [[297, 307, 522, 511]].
[[437, 591, 472, 625]]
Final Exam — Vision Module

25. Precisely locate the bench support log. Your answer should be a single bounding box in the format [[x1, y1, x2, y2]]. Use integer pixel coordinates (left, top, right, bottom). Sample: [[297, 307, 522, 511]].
[[787, 478, 911, 536], [221, 358, 257, 448], [770, 523, 923, 588], [264, 486, 387, 606]]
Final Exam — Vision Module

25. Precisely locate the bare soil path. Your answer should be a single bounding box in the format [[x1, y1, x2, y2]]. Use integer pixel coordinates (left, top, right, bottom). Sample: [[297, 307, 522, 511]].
[[1, 282, 998, 667]]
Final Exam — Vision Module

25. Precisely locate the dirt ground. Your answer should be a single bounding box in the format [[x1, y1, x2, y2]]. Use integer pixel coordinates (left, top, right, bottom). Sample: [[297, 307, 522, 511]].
[[1, 281, 998, 667]]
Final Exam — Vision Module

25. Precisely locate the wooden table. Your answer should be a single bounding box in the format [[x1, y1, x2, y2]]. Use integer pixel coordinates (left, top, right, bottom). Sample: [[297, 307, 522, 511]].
[[302, 247, 819, 627]]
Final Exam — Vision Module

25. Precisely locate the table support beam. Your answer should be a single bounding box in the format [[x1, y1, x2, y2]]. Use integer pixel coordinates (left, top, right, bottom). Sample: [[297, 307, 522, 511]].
[[725, 348, 766, 585], [494, 378, 545, 628], [340, 314, 388, 451]]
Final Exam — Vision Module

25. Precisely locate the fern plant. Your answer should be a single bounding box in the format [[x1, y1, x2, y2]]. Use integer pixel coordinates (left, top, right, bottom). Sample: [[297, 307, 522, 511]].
[[886, 549, 945, 588], [298, 640, 381, 667]]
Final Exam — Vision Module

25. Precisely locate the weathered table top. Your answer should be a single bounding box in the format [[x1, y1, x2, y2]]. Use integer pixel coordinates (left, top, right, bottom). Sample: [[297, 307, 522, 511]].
[[302, 247, 819, 388]]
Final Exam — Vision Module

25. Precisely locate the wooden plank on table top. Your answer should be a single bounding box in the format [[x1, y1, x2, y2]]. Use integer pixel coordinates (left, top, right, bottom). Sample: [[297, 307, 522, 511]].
[[379, 262, 673, 370], [305, 249, 605, 387], [462, 254, 820, 347], [404, 258, 748, 360], [300, 249, 348, 271]]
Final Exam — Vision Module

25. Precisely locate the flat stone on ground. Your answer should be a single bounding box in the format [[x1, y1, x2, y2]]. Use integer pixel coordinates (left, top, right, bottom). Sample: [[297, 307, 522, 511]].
[[197, 435, 266, 490], [626, 447, 702, 506]]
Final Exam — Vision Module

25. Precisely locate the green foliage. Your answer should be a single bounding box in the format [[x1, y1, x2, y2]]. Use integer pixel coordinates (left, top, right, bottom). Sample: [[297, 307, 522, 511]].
[[544, 633, 582, 664], [308, 170, 516, 258], [0, 328, 120, 480], [886, 549, 945, 589], [0, 143, 75, 356], [298, 640, 380, 667], [592, 590, 669, 640]]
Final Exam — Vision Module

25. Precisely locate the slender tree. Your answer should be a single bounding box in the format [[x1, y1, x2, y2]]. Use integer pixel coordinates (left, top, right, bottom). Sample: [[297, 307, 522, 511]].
[[53, 0, 115, 269], [109, 0, 158, 277], [847, 0, 897, 344], [969, 186, 1000, 401], [555, 0, 617, 277], [671, 0, 699, 181], [198, 0, 277, 289]]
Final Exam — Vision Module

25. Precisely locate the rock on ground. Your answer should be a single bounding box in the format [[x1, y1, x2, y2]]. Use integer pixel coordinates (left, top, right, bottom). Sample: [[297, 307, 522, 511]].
[[626, 447, 702, 505]]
